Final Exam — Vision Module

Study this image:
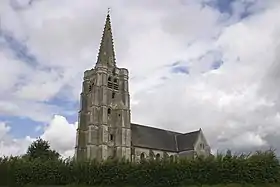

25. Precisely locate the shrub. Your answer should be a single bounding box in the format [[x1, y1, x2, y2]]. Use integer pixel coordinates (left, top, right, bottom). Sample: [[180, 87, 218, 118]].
[[0, 150, 279, 187]]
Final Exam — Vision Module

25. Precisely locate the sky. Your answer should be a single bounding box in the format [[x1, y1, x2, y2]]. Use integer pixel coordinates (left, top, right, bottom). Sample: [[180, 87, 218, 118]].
[[0, 0, 280, 158]]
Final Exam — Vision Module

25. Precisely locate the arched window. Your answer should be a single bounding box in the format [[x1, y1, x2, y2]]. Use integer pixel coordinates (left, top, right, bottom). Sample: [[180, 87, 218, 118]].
[[108, 76, 112, 81], [107, 108, 111, 115], [112, 92, 115, 99], [156, 153, 160, 161], [200, 143, 204, 149], [140, 153, 145, 161], [113, 78, 118, 83]]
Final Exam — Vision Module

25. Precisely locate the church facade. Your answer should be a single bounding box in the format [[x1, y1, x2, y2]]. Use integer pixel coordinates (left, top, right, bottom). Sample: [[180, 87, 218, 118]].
[[75, 12, 211, 162]]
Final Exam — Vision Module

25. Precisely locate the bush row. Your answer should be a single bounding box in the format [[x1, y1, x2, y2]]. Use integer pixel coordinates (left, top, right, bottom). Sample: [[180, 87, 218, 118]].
[[0, 150, 279, 187]]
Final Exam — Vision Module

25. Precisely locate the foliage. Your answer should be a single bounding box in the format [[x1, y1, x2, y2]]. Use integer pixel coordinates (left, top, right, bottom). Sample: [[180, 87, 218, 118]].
[[10, 185, 280, 187], [24, 137, 60, 161], [0, 150, 279, 187]]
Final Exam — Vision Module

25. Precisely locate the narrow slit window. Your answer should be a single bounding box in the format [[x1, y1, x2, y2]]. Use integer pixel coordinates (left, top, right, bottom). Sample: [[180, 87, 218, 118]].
[[110, 134, 114, 141], [112, 92, 115, 99], [108, 108, 111, 115], [108, 76, 112, 81]]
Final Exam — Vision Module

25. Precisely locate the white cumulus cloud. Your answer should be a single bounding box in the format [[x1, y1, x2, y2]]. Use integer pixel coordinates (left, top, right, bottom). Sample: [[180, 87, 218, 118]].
[[0, 0, 280, 157]]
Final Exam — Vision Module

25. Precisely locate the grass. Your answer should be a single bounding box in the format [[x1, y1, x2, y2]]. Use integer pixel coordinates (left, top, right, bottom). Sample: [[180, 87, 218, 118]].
[[21, 184, 280, 187]]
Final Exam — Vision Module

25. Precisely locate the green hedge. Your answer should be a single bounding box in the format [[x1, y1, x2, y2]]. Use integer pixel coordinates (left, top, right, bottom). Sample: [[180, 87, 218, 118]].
[[0, 150, 279, 187]]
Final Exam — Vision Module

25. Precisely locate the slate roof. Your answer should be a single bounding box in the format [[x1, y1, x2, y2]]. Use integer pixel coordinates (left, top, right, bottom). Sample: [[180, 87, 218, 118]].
[[176, 131, 201, 151], [131, 123, 200, 152]]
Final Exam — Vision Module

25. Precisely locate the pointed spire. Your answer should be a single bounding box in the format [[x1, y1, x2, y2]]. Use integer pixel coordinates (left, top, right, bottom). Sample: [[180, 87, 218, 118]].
[[96, 8, 116, 68]]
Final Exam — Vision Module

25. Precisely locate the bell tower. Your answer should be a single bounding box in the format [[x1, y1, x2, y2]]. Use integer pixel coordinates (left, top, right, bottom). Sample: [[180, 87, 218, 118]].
[[75, 10, 131, 161]]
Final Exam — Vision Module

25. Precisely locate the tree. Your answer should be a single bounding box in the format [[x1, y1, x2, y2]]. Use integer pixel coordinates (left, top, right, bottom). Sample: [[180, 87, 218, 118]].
[[24, 137, 60, 161]]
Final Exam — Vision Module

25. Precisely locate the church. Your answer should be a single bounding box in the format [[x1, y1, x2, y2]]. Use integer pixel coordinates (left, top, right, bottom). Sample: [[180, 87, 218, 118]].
[[74, 12, 211, 162]]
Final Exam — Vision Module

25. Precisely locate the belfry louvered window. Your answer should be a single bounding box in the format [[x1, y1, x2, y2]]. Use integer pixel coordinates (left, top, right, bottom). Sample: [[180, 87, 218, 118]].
[[108, 76, 113, 89], [88, 81, 94, 92], [89, 85, 92, 92], [108, 76, 119, 90]]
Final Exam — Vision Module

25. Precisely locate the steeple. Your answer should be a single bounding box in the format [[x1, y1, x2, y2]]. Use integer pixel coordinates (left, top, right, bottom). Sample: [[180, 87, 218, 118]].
[[96, 9, 116, 68]]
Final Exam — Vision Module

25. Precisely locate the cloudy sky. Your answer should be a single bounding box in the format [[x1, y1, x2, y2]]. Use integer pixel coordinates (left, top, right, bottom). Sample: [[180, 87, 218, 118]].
[[0, 0, 280, 158]]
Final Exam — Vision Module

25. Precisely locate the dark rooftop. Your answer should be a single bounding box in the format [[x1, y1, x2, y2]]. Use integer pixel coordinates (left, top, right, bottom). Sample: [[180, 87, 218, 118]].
[[131, 123, 200, 152]]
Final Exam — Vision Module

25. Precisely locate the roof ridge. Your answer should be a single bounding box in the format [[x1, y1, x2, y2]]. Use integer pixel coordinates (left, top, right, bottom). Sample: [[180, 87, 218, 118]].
[[131, 123, 183, 134], [180, 129, 201, 136]]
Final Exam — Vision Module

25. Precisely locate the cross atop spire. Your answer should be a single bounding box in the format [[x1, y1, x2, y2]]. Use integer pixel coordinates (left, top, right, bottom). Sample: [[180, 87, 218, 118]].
[[96, 9, 116, 68]]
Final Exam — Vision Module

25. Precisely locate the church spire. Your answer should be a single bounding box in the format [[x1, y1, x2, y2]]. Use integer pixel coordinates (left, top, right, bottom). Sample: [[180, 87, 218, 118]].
[[96, 8, 116, 68]]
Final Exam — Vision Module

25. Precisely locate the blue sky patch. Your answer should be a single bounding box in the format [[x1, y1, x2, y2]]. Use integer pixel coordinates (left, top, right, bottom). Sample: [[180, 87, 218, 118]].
[[45, 96, 79, 124], [171, 66, 189, 74], [211, 0, 236, 14], [170, 61, 189, 74], [204, 0, 256, 20], [0, 115, 43, 138], [211, 60, 224, 70]]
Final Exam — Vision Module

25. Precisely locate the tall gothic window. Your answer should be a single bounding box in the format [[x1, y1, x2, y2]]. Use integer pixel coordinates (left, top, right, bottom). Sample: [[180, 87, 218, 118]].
[[140, 153, 145, 161], [156, 153, 160, 161]]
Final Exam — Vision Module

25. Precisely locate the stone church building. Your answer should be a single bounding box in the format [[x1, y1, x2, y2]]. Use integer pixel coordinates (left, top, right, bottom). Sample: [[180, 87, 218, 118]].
[[75, 12, 211, 162]]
